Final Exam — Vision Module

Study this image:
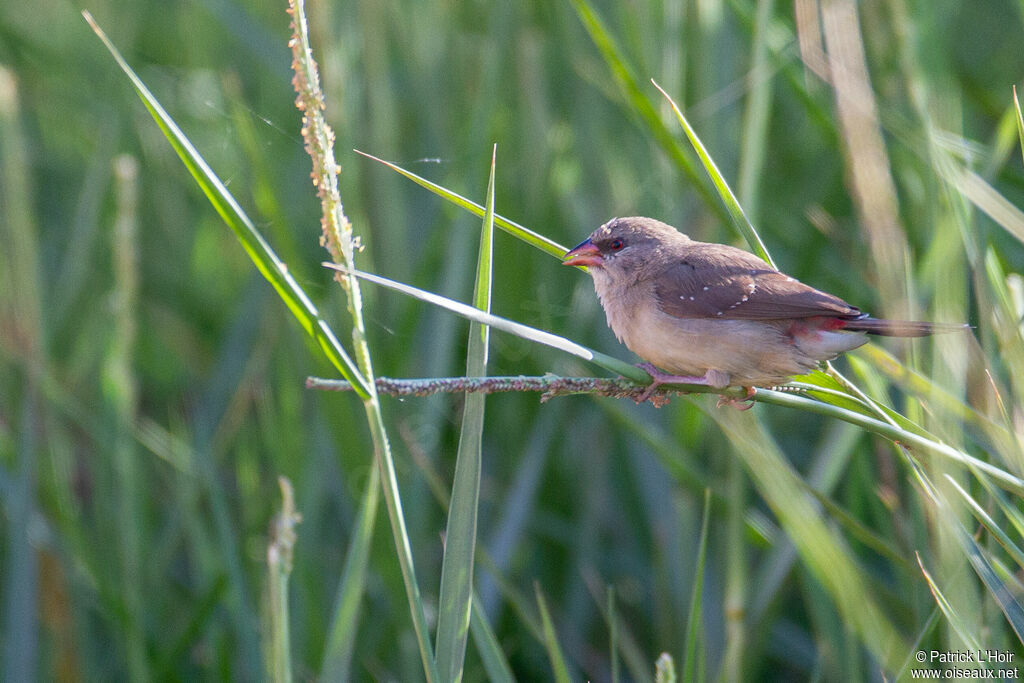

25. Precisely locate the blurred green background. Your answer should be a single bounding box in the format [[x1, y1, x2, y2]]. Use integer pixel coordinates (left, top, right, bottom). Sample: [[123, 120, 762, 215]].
[[3, 0, 1024, 680]]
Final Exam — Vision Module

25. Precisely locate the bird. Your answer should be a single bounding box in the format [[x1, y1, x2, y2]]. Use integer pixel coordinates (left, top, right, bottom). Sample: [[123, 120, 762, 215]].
[[562, 216, 967, 407]]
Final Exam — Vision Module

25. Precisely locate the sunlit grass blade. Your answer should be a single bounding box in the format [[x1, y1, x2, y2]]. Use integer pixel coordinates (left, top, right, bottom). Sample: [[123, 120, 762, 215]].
[[652, 80, 776, 269], [907, 459, 1024, 644], [354, 150, 569, 261], [915, 553, 983, 652], [566, 0, 727, 222], [321, 262, 650, 382], [752, 388, 1024, 496], [963, 463, 1024, 546], [655, 653, 677, 683], [681, 490, 710, 683], [436, 146, 496, 683], [852, 344, 1013, 439], [955, 168, 1024, 246], [320, 467, 380, 682], [535, 583, 573, 683], [1014, 86, 1024, 167], [82, 11, 369, 398], [945, 475, 1024, 569], [960, 532, 1024, 644], [710, 408, 907, 671]]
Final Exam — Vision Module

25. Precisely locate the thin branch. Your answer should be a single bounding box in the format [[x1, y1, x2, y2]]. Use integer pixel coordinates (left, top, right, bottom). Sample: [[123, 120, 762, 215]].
[[306, 374, 753, 405]]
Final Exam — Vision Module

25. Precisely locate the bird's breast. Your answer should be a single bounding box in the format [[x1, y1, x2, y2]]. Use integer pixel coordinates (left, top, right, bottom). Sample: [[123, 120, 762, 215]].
[[589, 269, 651, 344]]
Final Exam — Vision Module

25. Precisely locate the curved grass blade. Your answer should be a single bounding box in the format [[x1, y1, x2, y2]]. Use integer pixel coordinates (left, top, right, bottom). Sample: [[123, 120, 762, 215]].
[[535, 583, 573, 683], [945, 475, 1024, 570], [915, 553, 983, 652], [581, 571, 652, 683], [469, 597, 515, 683], [608, 588, 620, 683], [1014, 86, 1024, 167], [82, 11, 369, 398], [322, 262, 650, 383], [652, 80, 776, 269], [320, 466, 380, 681], [907, 459, 1024, 644], [755, 388, 1024, 497], [566, 0, 727, 223], [682, 490, 711, 683], [354, 150, 569, 261], [711, 408, 907, 671], [436, 146, 496, 682]]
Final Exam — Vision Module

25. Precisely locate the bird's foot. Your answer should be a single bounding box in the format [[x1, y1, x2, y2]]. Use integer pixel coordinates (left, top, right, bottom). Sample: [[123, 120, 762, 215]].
[[634, 363, 726, 404], [716, 386, 756, 411]]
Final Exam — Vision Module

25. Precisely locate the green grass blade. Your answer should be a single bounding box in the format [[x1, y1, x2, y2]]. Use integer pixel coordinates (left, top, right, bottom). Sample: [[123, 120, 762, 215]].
[[711, 409, 907, 671], [320, 466, 380, 682], [945, 474, 1024, 638], [436, 146, 496, 683], [582, 571, 653, 683], [321, 262, 649, 382], [915, 553, 983, 652], [535, 583, 573, 683], [655, 653, 677, 683], [266, 477, 301, 683], [735, 0, 776, 219], [681, 490, 710, 683], [962, 464, 1024, 550], [469, 592, 515, 683], [566, 0, 727, 222], [354, 150, 569, 260], [953, 519, 1024, 644], [945, 475, 1024, 570], [82, 11, 369, 398], [753, 389, 1024, 497], [652, 80, 776, 269], [608, 587, 620, 683], [907, 459, 1024, 645], [1013, 86, 1024, 167]]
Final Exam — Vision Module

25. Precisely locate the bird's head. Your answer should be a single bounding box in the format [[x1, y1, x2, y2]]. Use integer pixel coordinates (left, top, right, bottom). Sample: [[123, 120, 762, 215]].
[[562, 217, 687, 274]]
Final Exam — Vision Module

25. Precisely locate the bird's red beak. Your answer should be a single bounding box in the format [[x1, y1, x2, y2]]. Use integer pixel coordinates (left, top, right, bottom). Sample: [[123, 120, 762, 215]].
[[562, 238, 603, 267]]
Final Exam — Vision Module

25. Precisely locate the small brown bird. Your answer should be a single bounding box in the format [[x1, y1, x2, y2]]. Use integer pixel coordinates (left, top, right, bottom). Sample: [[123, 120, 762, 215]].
[[563, 217, 965, 406]]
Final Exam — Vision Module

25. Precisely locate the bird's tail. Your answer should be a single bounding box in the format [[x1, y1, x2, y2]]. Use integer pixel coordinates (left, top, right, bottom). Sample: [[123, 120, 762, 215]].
[[843, 316, 971, 337]]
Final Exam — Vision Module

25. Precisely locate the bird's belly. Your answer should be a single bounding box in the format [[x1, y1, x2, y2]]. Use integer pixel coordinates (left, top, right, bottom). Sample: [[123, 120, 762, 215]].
[[620, 309, 864, 386]]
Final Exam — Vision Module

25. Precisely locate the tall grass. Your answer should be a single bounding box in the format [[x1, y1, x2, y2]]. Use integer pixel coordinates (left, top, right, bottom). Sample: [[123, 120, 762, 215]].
[[3, 0, 1024, 680]]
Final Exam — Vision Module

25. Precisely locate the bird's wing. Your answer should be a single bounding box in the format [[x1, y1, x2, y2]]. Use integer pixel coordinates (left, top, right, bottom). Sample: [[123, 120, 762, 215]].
[[654, 243, 861, 321]]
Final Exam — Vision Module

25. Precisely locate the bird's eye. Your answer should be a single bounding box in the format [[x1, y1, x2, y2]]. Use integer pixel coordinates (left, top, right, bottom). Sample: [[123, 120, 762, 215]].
[[609, 238, 624, 251]]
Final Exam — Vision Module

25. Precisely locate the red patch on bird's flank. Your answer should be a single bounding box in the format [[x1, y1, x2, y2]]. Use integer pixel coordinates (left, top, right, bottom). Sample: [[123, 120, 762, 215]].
[[820, 317, 848, 331], [788, 316, 846, 338]]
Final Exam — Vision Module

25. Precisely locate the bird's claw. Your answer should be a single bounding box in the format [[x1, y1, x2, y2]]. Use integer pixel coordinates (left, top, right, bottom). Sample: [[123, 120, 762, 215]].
[[716, 387, 756, 410]]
